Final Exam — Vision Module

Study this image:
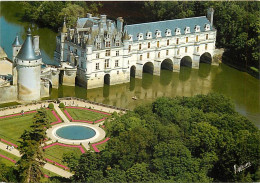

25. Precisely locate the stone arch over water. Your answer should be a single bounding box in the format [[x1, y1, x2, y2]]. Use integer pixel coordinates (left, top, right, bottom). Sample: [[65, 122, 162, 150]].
[[180, 56, 192, 68], [143, 62, 154, 75], [161, 58, 173, 71], [104, 74, 110, 85], [200, 52, 212, 64], [130, 65, 136, 78]]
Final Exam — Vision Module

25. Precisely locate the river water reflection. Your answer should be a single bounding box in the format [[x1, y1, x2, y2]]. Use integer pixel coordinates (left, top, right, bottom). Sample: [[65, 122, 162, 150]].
[[1, 2, 259, 127]]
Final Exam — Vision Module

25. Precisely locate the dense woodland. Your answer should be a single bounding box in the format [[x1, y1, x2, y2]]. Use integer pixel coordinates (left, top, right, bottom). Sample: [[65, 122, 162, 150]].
[[0, 94, 260, 182], [19, 1, 260, 76], [63, 94, 259, 182]]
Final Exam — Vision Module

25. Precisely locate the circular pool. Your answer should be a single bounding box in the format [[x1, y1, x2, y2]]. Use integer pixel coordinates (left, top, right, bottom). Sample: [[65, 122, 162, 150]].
[[56, 125, 96, 140]]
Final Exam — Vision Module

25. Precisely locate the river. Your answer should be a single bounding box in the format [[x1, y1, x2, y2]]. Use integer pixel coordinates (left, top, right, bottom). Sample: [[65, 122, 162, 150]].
[[0, 2, 259, 127]]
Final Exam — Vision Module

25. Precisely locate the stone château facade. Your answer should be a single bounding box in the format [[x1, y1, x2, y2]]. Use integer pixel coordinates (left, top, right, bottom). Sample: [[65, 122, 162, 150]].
[[54, 8, 217, 89]]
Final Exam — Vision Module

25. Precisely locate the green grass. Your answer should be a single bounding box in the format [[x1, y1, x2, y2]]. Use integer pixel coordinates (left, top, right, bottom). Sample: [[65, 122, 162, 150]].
[[44, 145, 83, 167], [0, 109, 61, 145], [0, 102, 21, 108], [65, 108, 108, 122], [0, 149, 19, 166]]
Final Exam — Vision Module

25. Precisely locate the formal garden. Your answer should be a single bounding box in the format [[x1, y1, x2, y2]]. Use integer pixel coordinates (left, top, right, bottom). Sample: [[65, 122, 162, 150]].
[[0, 102, 112, 181]]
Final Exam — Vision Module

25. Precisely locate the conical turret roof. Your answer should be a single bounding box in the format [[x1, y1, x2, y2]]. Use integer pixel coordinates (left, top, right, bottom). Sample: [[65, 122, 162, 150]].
[[16, 28, 39, 61], [12, 35, 21, 46]]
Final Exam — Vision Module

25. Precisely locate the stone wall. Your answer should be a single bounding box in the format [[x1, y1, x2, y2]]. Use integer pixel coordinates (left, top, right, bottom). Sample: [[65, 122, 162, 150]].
[[0, 85, 17, 104]]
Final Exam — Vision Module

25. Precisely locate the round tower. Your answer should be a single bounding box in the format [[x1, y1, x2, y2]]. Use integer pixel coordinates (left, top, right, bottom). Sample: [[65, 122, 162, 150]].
[[15, 28, 42, 101], [12, 35, 21, 61]]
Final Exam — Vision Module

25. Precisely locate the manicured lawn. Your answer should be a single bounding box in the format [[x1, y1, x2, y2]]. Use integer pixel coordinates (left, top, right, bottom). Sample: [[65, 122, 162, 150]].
[[0, 149, 19, 166], [0, 113, 35, 144], [65, 108, 109, 122], [44, 145, 83, 167], [0, 109, 61, 145]]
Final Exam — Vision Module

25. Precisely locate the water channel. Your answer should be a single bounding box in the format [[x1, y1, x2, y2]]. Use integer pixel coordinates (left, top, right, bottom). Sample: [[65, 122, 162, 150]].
[[0, 2, 259, 127]]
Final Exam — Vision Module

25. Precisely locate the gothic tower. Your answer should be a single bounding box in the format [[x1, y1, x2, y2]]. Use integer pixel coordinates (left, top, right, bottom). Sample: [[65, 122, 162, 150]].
[[15, 28, 42, 101]]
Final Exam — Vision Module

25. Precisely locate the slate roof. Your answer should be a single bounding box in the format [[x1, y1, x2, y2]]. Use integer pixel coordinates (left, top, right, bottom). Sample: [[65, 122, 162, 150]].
[[16, 28, 40, 61], [124, 16, 212, 41], [12, 36, 21, 46]]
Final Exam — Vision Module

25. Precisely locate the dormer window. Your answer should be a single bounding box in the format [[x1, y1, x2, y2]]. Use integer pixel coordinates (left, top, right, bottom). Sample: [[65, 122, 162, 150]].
[[129, 35, 133, 41], [184, 27, 190, 34], [115, 40, 120, 47], [155, 30, 161, 38], [146, 32, 152, 39], [165, 29, 171, 36], [195, 25, 200, 32], [137, 33, 143, 40], [175, 28, 181, 35], [204, 24, 210, 31]]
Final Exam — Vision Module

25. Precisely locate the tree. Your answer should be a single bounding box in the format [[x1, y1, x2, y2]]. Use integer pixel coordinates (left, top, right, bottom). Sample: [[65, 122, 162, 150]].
[[58, 4, 85, 28], [17, 110, 49, 183], [72, 151, 104, 182]]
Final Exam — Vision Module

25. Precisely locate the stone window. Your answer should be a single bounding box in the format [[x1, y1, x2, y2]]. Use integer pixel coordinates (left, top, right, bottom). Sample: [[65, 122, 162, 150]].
[[186, 37, 189, 43], [167, 40, 169, 46], [157, 41, 160, 48], [115, 60, 119, 67], [206, 34, 209, 40], [115, 40, 120, 47], [129, 45, 131, 52], [95, 74, 97, 77], [197, 46, 199, 52], [96, 42, 101, 49], [205, 44, 208, 50], [146, 32, 152, 39], [96, 63, 99, 70], [139, 44, 142, 50], [147, 52, 150, 58], [185, 47, 188, 53], [155, 30, 161, 38], [117, 71, 119, 75], [165, 29, 171, 36], [148, 42, 150, 49], [177, 49, 180, 55], [105, 41, 111, 48], [158, 52, 160, 58], [175, 28, 181, 35], [138, 33, 143, 40], [116, 50, 119, 56], [176, 38, 179, 45], [204, 24, 210, 31], [96, 53, 100, 59], [68, 45, 70, 50], [105, 50, 110, 56], [195, 25, 200, 32], [140, 55, 142, 61], [105, 59, 109, 68], [196, 35, 199, 42], [184, 27, 190, 34], [166, 50, 169, 56]]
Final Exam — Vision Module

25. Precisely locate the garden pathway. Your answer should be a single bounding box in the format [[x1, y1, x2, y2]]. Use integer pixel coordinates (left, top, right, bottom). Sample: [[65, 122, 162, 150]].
[[0, 141, 73, 178], [54, 104, 70, 123]]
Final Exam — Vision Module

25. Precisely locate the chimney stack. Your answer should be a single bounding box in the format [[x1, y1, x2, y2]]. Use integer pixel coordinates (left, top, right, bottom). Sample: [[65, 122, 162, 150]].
[[117, 17, 124, 33], [207, 8, 214, 26]]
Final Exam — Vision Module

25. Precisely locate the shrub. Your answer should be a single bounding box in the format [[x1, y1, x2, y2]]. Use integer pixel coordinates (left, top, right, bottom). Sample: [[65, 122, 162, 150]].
[[59, 103, 65, 108], [48, 103, 54, 109]]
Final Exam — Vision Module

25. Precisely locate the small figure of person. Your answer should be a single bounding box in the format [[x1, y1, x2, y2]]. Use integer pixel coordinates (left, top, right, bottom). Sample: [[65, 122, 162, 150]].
[[6, 145, 9, 150]]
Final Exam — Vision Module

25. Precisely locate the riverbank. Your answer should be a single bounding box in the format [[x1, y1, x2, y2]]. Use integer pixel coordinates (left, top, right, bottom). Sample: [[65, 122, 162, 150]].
[[222, 51, 259, 79]]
